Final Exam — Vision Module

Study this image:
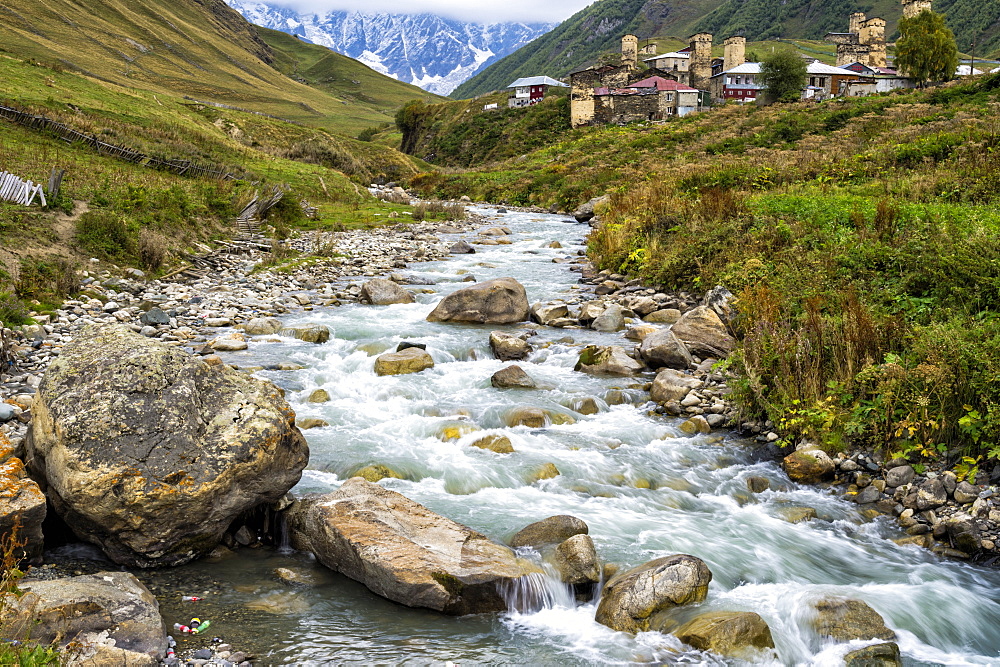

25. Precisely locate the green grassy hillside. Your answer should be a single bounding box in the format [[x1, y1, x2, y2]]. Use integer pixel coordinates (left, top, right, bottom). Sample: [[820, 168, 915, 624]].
[[411, 76, 1000, 464], [0, 0, 439, 134], [453, 0, 1000, 99]]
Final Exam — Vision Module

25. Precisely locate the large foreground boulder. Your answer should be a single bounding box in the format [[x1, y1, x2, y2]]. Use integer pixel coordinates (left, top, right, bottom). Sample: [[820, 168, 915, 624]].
[[5, 572, 166, 662], [639, 329, 694, 369], [783, 448, 836, 484], [650, 369, 702, 403], [360, 278, 415, 305], [26, 324, 309, 567], [595, 554, 712, 633], [427, 278, 529, 324], [287, 477, 539, 615]]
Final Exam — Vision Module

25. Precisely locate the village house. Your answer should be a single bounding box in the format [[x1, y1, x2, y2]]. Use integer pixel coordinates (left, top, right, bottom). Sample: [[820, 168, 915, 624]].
[[840, 62, 915, 94], [711, 61, 865, 103], [506, 76, 569, 108], [591, 76, 701, 124], [643, 49, 691, 85]]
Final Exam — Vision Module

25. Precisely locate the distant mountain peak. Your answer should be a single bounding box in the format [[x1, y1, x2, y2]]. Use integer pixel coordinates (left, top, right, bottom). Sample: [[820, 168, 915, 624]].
[[225, 2, 555, 95]]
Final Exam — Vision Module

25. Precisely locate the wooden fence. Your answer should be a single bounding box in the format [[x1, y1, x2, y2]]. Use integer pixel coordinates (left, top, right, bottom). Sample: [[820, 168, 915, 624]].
[[0, 104, 246, 181], [0, 171, 46, 206]]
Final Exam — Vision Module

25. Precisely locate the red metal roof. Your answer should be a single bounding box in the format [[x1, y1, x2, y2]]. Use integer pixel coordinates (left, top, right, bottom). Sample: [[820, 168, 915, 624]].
[[627, 76, 698, 92]]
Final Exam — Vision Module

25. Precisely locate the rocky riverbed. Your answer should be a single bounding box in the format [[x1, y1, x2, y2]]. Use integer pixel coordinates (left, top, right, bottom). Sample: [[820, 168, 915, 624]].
[[2, 200, 1000, 664]]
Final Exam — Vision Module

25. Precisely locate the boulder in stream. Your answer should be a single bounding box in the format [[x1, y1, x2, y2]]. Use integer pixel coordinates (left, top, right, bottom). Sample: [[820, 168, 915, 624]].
[[280, 324, 330, 344], [650, 369, 702, 403], [782, 448, 836, 484], [360, 278, 415, 305], [639, 329, 694, 369], [810, 597, 896, 641], [671, 611, 775, 660], [574, 345, 644, 376], [25, 324, 309, 567], [843, 642, 902, 666], [427, 278, 529, 324], [374, 348, 435, 376], [491, 365, 537, 389], [510, 515, 589, 548], [595, 554, 712, 633], [286, 477, 539, 615], [489, 331, 532, 361], [554, 534, 601, 585]]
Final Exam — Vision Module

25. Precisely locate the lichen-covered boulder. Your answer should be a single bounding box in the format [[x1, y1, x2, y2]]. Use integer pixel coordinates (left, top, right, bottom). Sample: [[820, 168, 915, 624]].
[[575, 345, 644, 376], [811, 597, 896, 641], [374, 348, 435, 376], [6, 572, 166, 661], [243, 317, 283, 335], [427, 278, 529, 324], [360, 278, 415, 305], [670, 611, 775, 660], [596, 554, 712, 633], [844, 642, 902, 666], [510, 515, 588, 548], [286, 477, 539, 615], [25, 324, 309, 567]]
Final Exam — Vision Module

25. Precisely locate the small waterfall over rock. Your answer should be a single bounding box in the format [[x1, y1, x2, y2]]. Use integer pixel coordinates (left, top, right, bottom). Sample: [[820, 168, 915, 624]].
[[499, 564, 576, 613]]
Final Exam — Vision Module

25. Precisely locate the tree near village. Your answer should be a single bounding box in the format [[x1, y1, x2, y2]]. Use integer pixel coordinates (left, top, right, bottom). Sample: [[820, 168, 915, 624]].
[[896, 9, 959, 86], [758, 47, 808, 103]]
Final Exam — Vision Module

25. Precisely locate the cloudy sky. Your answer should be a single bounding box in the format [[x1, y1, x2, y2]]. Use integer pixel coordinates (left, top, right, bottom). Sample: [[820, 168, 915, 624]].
[[276, 0, 595, 23]]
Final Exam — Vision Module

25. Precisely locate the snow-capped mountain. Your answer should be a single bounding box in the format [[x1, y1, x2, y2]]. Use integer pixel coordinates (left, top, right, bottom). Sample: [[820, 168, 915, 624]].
[[225, 2, 555, 95]]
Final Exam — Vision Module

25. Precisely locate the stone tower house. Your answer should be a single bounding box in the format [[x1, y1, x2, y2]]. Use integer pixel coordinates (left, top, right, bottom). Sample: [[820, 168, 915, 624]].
[[826, 12, 887, 67], [621, 34, 639, 70], [902, 0, 933, 19], [723, 36, 746, 72], [688, 33, 713, 91]]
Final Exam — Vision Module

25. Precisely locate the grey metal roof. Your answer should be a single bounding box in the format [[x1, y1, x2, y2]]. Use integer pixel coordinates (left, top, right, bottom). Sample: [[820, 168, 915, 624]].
[[507, 76, 569, 88]]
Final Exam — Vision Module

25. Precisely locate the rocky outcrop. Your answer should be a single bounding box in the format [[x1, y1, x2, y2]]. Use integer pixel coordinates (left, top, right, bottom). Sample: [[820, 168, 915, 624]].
[[0, 454, 46, 563], [574, 346, 644, 376], [360, 278, 415, 305], [374, 348, 435, 376], [672, 611, 775, 659], [811, 597, 896, 641], [427, 278, 529, 324], [489, 331, 532, 361], [595, 554, 712, 633], [8, 572, 166, 661], [510, 515, 588, 548], [25, 324, 309, 567], [286, 477, 538, 615]]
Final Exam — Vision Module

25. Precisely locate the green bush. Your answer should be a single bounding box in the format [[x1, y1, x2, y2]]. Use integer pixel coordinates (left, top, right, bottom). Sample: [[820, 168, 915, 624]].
[[75, 210, 135, 260]]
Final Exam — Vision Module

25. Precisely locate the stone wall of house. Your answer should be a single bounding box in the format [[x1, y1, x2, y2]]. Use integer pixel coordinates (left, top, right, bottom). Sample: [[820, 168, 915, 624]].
[[594, 93, 661, 124]]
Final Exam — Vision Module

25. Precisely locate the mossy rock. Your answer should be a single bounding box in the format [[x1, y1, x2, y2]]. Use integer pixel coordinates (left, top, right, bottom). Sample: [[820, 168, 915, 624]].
[[308, 389, 331, 403], [353, 464, 404, 483], [439, 423, 479, 441], [672, 611, 775, 660]]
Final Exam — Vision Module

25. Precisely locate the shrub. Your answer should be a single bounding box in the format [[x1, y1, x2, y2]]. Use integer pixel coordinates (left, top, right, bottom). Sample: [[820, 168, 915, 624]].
[[75, 210, 134, 259], [137, 229, 167, 272]]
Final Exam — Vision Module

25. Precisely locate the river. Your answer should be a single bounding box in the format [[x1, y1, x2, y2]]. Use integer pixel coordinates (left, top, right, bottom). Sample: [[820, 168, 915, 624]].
[[114, 207, 1000, 664]]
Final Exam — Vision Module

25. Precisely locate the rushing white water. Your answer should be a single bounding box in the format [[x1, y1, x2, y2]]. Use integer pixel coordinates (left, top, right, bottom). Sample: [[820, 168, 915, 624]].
[[205, 207, 1000, 664]]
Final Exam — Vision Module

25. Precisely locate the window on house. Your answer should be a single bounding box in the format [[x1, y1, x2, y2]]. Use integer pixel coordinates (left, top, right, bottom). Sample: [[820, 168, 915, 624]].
[[666, 93, 673, 101], [820, 77, 827, 87], [734, 76, 741, 84]]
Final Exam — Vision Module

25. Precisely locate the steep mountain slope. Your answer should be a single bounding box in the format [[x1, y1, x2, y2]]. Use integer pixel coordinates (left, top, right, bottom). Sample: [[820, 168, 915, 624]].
[[454, 0, 999, 99], [0, 0, 436, 133], [225, 1, 554, 95]]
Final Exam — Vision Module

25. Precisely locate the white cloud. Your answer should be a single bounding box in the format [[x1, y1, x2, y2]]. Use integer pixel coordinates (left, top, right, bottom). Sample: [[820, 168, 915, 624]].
[[275, 0, 594, 23]]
